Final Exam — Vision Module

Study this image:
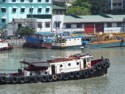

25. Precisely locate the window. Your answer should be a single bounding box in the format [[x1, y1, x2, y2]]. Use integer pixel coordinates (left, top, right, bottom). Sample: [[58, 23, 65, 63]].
[[12, 0, 16, 2], [29, 0, 33, 2], [1, 18, 6, 23], [38, 8, 42, 12], [38, 0, 41, 2], [45, 22, 50, 28], [113, 3, 117, 6], [46, 0, 49, 2], [66, 24, 71, 28], [77, 23, 82, 28], [12, 8, 16, 13], [118, 3, 122, 6], [21, 8, 25, 13], [107, 23, 112, 27], [18, 24, 22, 28], [20, 0, 24, 2], [1, 8, 6, 13], [54, 21, 60, 28], [46, 8, 49, 12], [87, 58, 90, 62], [29, 8, 33, 12], [37, 22, 42, 28], [2, 0, 6, 2], [117, 22, 122, 27]]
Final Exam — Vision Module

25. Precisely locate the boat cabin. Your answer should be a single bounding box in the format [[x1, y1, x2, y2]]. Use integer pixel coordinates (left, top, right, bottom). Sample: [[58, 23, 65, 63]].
[[52, 36, 82, 47], [20, 53, 93, 76]]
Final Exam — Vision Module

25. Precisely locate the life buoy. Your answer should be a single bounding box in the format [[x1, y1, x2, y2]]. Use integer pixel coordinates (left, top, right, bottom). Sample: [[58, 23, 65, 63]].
[[75, 71, 81, 78], [52, 74, 57, 81], [0, 76, 7, 83], [11, 76, 19, 84], [62, 73, 69, 80], [41, 75, 47, 82], [35, 76, 41, 82], [47, 75, 53, 82], [57, 74, 62, 80], [96, 63, 102, 70], [29, 76, 35, 83], [83, 70, 89, 78], [69, 72, 74, 78]]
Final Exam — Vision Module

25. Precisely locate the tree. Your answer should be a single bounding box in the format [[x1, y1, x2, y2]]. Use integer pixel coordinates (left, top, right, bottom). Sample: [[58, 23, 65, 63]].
[[89, 0, 109, 14], [67, 1, 91, 15], [67, 0, 109, 15], [16, 26, 35, 37]]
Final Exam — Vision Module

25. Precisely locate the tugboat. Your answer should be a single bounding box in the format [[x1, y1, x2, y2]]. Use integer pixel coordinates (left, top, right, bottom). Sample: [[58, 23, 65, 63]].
[[0, 51, 110, 84], [0, 39, 13, 51]]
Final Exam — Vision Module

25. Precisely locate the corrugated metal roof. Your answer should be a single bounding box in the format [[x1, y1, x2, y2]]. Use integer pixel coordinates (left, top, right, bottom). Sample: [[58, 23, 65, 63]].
[[64, 14, 125, 23]]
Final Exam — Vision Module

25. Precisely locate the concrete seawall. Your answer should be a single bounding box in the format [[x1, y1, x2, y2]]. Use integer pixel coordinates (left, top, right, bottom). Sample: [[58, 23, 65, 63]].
[[6, 39, 25, 48]]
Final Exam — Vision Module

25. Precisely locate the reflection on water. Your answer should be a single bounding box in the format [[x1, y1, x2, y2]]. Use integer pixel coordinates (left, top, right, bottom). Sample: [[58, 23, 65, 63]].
[[0, 47, 125, 94]]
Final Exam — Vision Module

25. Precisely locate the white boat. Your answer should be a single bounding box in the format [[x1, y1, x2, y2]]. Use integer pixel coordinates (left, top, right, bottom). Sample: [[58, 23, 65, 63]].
[[52, 36, 82, 49], [0, 52, 110, 84], [0, 39, 13, 51]]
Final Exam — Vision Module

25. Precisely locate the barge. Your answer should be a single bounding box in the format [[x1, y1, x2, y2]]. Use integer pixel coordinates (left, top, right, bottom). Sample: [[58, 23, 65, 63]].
[[0, 52, 110, 84]]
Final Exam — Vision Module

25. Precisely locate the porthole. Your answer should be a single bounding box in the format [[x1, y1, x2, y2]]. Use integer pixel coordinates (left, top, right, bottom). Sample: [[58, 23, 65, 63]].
[[68, 63, 71, 66], [77, 62, 79, 65], [60, 64, 63, 67]]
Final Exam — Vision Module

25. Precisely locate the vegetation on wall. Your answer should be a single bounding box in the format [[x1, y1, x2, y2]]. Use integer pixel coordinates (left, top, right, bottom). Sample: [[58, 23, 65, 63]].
[[16, 26, 35, 37]]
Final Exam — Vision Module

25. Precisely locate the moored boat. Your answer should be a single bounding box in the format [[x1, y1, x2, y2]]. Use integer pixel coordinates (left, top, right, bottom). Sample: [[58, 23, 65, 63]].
[[82, 33, 125, 49], [0, 52, 110, 85], [0, 39, 13, 51], [52, 36, 83, 49]]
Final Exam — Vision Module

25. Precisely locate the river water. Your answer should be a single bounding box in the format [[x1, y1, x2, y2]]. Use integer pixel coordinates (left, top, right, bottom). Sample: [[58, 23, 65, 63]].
[[0, 47, 125, 94]]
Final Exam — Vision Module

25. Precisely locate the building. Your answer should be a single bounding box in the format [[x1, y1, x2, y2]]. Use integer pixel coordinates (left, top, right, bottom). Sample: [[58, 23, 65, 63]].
[[110, 0, 125, 10], [9, 14, 125, 36], [0, 0, 52, 31]]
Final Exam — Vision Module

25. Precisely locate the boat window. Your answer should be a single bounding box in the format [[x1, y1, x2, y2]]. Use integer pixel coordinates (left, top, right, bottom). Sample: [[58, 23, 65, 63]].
[[87, 58, 90, 62], [76, 62, 79, 65], [60, 64, 63, 67], [83, 59, 86, 68], [68, 63, 71, 66]]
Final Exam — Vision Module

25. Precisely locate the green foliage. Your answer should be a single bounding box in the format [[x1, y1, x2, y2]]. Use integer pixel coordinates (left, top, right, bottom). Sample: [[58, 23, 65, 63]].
[[16, 26, 34, 37], [67, 0, 109, 15]]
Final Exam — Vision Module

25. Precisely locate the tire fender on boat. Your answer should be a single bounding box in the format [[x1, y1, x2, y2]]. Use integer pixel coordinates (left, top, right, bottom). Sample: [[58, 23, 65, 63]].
[[83, 70, 89, 78], [19, 76, 26, 84], [47, 75, 53, 82], [69, 72, 75, 78], [62, 73, 69, 80], [29, 76, 35, 83], [11, 76, 19, 84], [106, 62, 110, 68], [89, 68, 95, 75], [57, 74, 62, 80], [41, 75, 47, 82], [101, 62, 107, 68], [52, 74, 57, 81], [35, 76, 41, 82], [0, 76, 7, 83], [96, 63, 102, 70], [75, 71, 81, 78]]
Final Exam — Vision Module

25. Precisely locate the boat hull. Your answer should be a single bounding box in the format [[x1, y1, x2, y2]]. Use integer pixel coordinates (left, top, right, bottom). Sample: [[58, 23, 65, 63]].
[[85, 41, 125, 49], [0, 63, 109, 85]]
